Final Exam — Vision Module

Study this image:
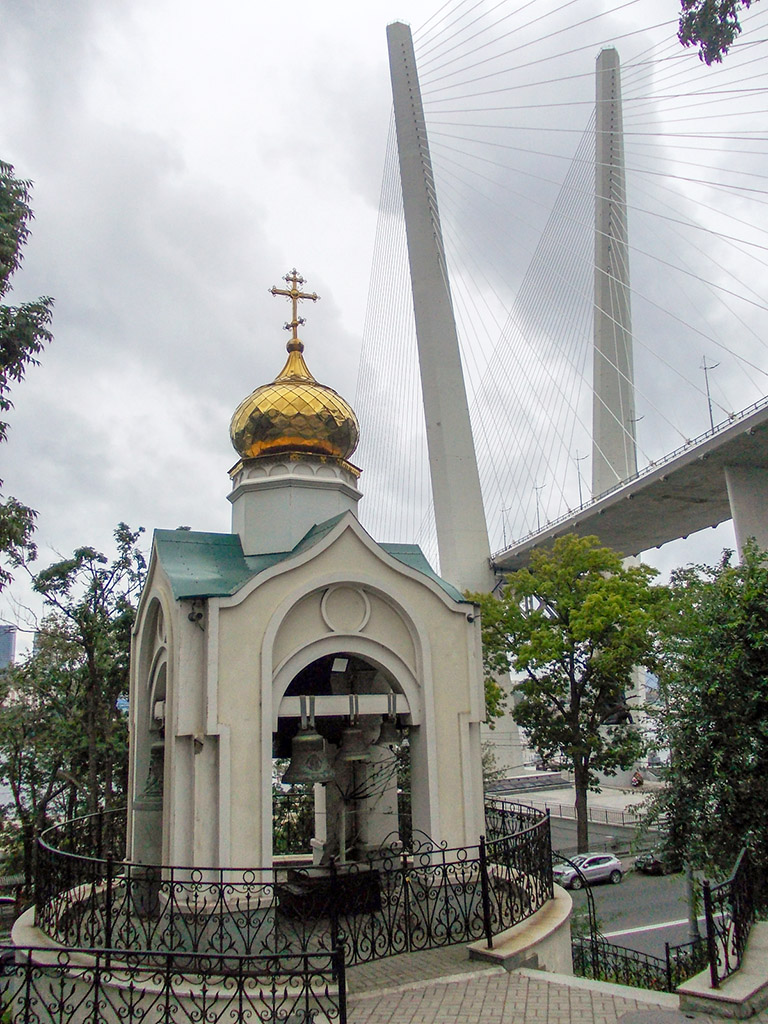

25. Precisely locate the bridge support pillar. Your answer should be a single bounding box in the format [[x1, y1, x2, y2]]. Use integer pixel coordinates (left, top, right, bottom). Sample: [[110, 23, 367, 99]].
[[724, 465, 768, 555]]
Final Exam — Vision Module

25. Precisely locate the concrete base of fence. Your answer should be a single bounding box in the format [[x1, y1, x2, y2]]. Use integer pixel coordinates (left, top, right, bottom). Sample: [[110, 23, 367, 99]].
[[467, 884, 573, 975], [678, 922, 768, 1019], [12, 907, 56, 950]]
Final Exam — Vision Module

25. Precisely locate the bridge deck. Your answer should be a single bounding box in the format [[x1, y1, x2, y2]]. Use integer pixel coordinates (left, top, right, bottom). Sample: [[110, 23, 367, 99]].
[[493, 399, 768, 571]]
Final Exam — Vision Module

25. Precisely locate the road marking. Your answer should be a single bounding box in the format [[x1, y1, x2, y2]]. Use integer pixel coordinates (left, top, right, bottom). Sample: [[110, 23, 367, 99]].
[[602, 917, 705, 939]]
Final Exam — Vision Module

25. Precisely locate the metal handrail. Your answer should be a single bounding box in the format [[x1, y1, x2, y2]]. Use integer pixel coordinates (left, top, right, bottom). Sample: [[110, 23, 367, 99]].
[[0, 945, 347, 1024], [702, 848, 755, 988], [35, 801, 553, 967]]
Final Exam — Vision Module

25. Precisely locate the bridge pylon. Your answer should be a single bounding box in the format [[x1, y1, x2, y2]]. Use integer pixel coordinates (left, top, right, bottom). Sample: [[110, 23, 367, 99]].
[[593, 48, 638, 498], [386, 21, 493, 596]]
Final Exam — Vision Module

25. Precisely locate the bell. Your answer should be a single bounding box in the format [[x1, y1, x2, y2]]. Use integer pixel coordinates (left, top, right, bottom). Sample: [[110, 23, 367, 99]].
[[282, 726, 336, 785], [375, 693, 400, 748], [375, 717, 401, 748], [337, 723, 371, 763]]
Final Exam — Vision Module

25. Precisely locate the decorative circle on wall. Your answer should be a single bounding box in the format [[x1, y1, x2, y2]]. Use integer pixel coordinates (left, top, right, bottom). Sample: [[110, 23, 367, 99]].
[[320, 586, 371, 634]]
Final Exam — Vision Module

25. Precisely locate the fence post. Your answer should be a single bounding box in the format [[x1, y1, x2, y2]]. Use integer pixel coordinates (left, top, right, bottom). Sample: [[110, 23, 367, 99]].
[[702, 879, 719, 989], [104, 853, 114, 968], [479, 835, 493, 949], [335, 945, 348, 1024], [329, 858, 341, 955], [665, 941, 673, 992], [402, 850, 412, 952], [164, 952, 173, 1022], [92, 949, 101, 1024]]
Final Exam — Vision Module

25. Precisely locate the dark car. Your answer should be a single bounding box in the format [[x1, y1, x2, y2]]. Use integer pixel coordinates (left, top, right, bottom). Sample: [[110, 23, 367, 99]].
[[634, 850, 681, 876]]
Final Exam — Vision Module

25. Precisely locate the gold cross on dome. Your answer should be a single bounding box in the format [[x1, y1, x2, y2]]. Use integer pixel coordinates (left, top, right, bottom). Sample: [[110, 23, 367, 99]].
[[269, 269, 319, 340]]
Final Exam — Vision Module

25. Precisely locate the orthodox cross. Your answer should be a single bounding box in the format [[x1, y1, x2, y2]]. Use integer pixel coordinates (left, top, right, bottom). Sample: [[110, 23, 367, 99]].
[[269, 269, 319, 340]]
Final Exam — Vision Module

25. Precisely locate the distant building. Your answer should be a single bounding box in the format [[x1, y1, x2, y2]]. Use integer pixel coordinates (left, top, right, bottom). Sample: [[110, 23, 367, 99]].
[[0, 626, 16, 669]]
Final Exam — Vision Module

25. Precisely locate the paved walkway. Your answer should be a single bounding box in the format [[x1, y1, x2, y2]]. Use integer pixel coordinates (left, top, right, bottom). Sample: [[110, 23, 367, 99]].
[[345, 945, 768, 1024], [344, 779, 764, 1022]]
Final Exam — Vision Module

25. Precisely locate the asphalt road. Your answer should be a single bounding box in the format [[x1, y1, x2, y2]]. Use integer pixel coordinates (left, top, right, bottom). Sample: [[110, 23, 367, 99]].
[[566, 865, 705, 959]]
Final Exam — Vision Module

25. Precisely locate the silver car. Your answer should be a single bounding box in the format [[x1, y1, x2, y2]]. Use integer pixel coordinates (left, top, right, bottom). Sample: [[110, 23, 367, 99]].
[[553, 853, 623, 889]]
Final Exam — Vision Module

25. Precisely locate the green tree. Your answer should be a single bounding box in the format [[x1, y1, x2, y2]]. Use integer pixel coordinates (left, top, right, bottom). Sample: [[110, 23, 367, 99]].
[[0, 628, 83, 885], [0, 161, 54, 588], [679, 0, 757, 63], [648, 541, 768, 887], [0, 525, 146, 878], [30, 524, 146, 815], [473, 535, 662, 852]]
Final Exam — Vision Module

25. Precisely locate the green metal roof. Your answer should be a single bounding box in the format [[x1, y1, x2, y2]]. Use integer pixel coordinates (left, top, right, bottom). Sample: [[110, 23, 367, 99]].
[[153, 519, 467, 603], [381, 543, 467, 603], [153, 531, 256, 599]]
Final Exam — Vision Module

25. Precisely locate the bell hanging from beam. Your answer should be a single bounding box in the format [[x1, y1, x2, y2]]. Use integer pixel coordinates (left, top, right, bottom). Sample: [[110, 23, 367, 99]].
[[282, 697, 335, 786], [375, 692, 401, 748], [337, 694, 372, 763]]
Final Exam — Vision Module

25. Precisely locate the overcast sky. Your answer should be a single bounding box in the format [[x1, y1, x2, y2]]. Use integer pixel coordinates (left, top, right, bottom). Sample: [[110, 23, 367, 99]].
[[2, 0, 760, 645]]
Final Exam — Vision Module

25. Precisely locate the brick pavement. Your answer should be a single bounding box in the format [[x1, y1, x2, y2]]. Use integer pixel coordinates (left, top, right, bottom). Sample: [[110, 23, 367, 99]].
[[345, 947, 768, 1024], [346, 945, 493, 995]]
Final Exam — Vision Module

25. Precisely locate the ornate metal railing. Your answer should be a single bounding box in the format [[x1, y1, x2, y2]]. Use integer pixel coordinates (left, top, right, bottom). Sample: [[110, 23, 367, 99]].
[[35, 801, 552, 968], [0, 946, 345, 1024], [666, 936, 709, 991], [703, 848, 755, 988], [573, 935, 670, 991], [573, 934, 708, 993]]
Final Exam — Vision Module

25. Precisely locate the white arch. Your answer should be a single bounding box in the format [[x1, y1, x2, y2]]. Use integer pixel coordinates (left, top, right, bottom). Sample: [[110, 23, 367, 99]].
[[271, 636, 422, 732], [257, 579, 440, 865]]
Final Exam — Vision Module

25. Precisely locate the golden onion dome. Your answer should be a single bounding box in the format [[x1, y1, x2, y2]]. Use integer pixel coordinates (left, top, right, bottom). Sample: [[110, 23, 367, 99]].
[[230, 336, 360, 462]]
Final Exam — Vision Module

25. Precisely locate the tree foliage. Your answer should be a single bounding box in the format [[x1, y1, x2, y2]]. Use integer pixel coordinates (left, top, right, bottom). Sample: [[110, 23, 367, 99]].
[[0, 160, 54, 589], [0, 525, 146, 880], [679, 0, 756, 63], [473, 535, 663, 851], [648, 541, 768, 886], [0, 628, 83, 884]]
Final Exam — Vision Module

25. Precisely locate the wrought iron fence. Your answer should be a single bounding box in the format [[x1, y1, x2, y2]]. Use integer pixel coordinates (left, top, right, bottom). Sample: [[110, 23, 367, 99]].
[[703, 848, 755, 988], [572, 934, 707, 993], [666, 936, 709, 991], [573, 935, 670, 991], [35, 801, 552, 968], [0, 945, 345, 1024], [483, 801, 554, 948]]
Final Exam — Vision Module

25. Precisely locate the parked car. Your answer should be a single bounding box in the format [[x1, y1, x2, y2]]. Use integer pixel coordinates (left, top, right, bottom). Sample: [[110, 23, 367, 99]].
[[634, 849, 681, 876], [552, 853, 623, 889]]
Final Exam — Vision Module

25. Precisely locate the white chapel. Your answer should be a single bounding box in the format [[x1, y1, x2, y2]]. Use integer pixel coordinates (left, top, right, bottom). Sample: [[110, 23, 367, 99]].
[[127, 270, 486, 870]]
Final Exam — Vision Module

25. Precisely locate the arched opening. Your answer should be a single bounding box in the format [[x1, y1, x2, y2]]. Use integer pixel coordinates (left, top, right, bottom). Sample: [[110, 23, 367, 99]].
[[131, 598, 167, 869], [273, 653, 410, 863]]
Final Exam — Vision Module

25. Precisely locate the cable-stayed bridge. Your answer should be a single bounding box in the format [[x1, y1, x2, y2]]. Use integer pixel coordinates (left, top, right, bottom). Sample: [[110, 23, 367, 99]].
[[496, 395, 768, 571], [354, 0, 768, 583]]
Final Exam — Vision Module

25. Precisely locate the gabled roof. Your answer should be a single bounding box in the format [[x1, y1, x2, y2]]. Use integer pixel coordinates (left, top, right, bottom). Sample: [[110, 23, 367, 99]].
[[152, 517, 467, 603]]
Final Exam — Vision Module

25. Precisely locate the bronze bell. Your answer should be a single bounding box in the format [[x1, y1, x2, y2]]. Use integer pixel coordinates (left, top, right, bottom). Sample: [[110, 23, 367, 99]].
[[375, 717, 400, 748], [337, 723, 371, 762], [375, 692, 400, 748], [282, 696, 335, 785], [282, 725, 335, 785]]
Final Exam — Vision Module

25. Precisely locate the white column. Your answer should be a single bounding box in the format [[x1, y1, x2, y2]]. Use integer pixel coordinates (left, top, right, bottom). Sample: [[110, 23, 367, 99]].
[[592, 47, 637, 497], [724, 465, 768, 554], [387, 21, 493, 594]]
